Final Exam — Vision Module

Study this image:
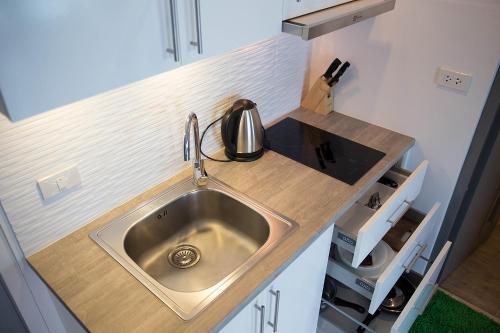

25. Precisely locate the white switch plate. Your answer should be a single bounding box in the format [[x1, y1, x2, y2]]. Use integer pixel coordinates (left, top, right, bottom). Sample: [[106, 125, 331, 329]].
[[37, 166, 81, 200], [435, 67, 472, 93]]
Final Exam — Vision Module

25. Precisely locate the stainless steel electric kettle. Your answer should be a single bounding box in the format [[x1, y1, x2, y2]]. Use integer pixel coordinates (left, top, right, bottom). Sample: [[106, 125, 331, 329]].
[[221, 99, 264, 161]]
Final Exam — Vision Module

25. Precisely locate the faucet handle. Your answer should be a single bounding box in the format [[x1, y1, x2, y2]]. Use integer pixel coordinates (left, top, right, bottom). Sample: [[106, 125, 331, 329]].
[[193, 160, 208, 186]]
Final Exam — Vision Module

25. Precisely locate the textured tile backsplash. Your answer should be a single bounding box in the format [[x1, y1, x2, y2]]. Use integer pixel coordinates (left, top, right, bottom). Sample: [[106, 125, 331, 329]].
[[0, 34, 310, 255]]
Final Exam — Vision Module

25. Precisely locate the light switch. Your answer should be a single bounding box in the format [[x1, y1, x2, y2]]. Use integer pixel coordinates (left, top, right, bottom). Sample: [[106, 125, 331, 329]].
[[37, 166, 81, 200]]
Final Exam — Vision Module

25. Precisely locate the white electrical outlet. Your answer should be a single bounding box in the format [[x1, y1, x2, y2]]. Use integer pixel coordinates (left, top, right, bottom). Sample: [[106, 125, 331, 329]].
[[37, 166, 81, 200], [435, 67, 472, 93]]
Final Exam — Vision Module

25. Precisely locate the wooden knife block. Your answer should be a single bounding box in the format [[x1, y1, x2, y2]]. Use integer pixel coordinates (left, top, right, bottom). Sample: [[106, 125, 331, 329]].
[[301, 77, 334, 115]]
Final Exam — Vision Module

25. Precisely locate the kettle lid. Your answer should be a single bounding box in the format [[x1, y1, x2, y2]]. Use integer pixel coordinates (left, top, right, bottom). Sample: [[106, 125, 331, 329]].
[[232, 99, 256, 113]]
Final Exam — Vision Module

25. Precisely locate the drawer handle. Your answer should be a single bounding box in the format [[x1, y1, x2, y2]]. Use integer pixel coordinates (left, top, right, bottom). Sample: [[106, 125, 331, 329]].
[[404, 243, 427, 273], [414, 284, 437, 314], [267, 289, 280, 332], [255, 304, 265, 333], [387, 200, 410, 227]]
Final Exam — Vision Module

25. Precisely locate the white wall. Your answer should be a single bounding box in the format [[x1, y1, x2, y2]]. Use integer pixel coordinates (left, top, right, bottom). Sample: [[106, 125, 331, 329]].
[[0, 34, 309, 256], [308, 0, 500, 251]]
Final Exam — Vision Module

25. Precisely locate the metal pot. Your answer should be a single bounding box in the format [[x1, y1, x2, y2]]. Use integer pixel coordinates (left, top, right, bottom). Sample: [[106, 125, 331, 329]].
[[356, 275, 416, 332]]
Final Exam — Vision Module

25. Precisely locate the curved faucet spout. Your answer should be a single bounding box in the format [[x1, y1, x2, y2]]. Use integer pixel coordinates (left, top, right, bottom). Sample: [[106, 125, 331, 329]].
[[184, 113, 207, 186]]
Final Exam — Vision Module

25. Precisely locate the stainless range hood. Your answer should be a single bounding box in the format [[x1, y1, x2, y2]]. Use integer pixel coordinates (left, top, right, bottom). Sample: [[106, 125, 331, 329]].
[[282, 0, 396, 40]]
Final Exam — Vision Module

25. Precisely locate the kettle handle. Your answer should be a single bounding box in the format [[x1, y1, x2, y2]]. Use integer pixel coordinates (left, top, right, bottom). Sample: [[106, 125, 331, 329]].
[[221, 109, 238, 153]]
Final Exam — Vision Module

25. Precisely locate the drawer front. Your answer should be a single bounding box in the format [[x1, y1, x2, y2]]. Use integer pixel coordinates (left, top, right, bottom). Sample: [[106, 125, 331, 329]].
[[391, 241, 452, 333], [352, 160, 429, 268], [369, 202, 441, 313]]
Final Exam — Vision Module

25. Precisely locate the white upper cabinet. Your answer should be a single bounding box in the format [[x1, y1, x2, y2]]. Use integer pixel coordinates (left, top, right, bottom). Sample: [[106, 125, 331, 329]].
[[0, 0, 180, 121], [178, 0, 283, 65], [0, 0, 283, 122]]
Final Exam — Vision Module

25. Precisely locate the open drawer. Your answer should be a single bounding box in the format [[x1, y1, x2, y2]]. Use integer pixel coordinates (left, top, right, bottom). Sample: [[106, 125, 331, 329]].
[[327, 202, 441, 314], [332, 160, 429, 268], [319, 241, 452, 333]]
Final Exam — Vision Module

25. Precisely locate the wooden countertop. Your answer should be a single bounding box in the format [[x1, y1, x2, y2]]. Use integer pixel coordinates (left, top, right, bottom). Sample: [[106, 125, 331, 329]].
[[28, 109, 414, 333]]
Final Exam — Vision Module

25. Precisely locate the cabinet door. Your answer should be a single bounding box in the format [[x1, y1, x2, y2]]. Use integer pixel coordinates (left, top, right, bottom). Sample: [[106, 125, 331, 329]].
[[265, 225, 334, 333], [0, 0, 180, 121], [218, 293, 267, 333], [219, 225, 334, 333], [178, 0, 282, 65]]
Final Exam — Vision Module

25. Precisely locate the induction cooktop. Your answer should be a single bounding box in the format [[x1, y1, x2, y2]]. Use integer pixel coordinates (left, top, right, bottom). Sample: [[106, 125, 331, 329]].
[[264, 117, 385, 185]]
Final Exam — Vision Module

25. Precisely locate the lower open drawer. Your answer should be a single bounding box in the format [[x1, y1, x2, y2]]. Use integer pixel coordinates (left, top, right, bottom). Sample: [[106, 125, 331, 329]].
[[318, 241, 452, 333], [327, 202, 442, 313]]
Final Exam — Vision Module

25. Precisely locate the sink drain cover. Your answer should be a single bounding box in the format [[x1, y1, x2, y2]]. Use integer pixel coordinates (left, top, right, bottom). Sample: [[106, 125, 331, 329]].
[[168, 245, 201, 269]]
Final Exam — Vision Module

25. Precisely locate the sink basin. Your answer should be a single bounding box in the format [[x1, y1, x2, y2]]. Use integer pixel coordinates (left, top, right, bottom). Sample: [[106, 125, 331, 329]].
[[124, 189, 270, 293], [90, 177, 296, 320]]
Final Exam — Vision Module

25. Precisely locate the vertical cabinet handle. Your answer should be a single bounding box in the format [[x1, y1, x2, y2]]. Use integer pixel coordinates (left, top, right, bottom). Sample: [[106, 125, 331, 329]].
[[254, 304, 265, 333], [189, 0, 203, 54], [267, 290, 280, 332], [166, 0, 180, 62]]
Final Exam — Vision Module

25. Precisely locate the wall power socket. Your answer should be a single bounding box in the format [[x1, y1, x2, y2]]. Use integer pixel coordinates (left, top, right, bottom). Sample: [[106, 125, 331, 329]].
[[435, 67, 472, 93]]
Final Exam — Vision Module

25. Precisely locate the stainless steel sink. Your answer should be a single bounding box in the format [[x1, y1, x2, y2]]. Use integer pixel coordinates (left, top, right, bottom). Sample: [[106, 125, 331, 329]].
[[90, 177, 296, 320]]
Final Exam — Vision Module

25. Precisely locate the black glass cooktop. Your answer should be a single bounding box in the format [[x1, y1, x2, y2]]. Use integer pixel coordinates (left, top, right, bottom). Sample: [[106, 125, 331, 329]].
[[264, 117, 385, 185]]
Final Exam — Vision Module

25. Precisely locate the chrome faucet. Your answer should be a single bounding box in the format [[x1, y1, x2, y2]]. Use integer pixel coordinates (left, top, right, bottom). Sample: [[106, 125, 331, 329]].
[[184, 112, 208, 186]]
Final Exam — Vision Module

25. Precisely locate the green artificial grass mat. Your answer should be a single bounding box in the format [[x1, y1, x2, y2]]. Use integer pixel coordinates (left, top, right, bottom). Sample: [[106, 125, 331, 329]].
[[410, 290, 500, 333]]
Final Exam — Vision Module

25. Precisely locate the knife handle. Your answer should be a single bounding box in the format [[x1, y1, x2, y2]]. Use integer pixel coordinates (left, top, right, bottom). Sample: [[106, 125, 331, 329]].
[[323, 58, 342, 79], [329, 61, 350, 85]]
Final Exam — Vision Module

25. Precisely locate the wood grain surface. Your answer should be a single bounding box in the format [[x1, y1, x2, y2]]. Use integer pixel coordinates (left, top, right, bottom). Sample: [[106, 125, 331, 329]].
[[441, 219, 500, 322], [28, 108, 414, 332]]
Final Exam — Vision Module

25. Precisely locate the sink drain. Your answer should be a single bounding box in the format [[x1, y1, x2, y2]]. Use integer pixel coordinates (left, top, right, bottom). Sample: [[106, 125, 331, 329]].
[[168, 245, 201, 269]]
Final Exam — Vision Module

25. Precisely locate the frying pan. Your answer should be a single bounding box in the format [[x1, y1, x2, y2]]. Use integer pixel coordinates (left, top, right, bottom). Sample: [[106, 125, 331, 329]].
[[322, 275, 366, 314]]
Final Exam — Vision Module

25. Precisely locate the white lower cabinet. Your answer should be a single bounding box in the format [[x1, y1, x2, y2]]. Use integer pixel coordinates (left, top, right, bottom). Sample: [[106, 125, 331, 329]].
[[218, 225, 334, 333], [220, 158, 445, 333], [320, 158, 451, 333], [217, 293, 267, 333]]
